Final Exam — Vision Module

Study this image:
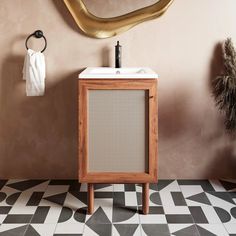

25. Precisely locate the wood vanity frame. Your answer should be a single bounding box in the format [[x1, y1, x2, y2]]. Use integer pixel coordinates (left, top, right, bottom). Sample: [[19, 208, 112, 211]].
[[78, 79, 158, 214]]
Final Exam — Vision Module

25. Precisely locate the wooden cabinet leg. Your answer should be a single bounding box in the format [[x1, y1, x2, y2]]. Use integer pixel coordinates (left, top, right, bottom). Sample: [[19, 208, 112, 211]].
[[142, 183, 149, 214], [88, 183, 94, 214]]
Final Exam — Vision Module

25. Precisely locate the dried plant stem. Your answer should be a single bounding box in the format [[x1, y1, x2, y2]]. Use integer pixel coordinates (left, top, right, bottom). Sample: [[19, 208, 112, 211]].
[[213, 38, 236, 130]]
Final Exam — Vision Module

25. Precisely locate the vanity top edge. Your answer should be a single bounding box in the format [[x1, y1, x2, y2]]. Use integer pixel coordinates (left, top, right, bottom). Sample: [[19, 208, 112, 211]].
[[78, 67, 159, 79]]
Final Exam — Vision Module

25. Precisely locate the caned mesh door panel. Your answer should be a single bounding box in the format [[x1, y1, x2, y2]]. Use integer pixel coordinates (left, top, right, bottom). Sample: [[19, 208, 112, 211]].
[[88, 89, 148, 172]]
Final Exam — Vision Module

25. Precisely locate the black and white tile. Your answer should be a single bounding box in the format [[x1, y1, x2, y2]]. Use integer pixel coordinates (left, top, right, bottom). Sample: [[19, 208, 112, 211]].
[[0, 179, 236, 235]]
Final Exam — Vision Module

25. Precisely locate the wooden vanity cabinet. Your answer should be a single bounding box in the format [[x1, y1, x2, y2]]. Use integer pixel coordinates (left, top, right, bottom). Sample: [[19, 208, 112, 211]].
[[78, 78, 158, 214]]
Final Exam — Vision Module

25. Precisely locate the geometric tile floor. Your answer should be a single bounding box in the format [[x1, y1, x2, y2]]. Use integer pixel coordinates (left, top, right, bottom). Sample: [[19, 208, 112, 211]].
[[0, 179, 236, 236]]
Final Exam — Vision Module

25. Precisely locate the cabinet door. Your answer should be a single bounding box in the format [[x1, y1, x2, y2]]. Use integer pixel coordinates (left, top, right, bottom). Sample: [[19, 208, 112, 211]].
[[79, 79, 157, 183]]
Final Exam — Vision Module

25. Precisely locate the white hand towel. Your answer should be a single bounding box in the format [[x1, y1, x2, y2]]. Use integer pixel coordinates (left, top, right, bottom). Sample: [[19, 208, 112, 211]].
[[22, 49, 46, 96]]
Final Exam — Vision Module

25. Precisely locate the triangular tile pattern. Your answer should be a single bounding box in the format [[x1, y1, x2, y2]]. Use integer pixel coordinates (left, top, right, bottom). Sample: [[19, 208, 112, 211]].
[[207, 192, 235, 205], [86, 223, 112, 236], [179, 185, 205, 199], [42, 185, 69, 198], [24, 225, 40, 236], [86, 207, 111, 225], [0, 179, 236, 235], [172, 224, 199, 236], [0, 224, 28, 236], [187, 192, 211, 205], [94, 184, 112, 191], [196, 225, 216, 236], [158, 180, 175, 191], [178, 180, 215, 191], [85, 196, 113, 224], [197, 224, 229, 236], [30, 224, 57, 236], [63, 192, 87, 210], [6, 180, 47, 191], [69, 191, 87, 205], [114, 224, 139, 236], [43, 192, 67, 206]]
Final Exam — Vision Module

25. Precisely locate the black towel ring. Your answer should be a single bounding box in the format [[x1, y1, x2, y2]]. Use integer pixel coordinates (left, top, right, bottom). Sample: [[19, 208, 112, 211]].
[[25, 30, 47, 53]]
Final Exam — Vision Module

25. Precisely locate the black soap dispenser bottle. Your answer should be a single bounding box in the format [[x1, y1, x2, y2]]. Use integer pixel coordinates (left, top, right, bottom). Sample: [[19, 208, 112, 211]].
[[115, 41, 122, 68]]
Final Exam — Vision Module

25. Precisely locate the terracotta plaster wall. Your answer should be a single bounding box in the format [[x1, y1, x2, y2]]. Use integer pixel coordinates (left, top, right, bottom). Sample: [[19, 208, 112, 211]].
[[0, 0, 236, 179]]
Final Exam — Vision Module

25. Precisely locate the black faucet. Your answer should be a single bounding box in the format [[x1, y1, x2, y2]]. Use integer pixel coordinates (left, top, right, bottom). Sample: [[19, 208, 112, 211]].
[[115, 41, 122, 68]]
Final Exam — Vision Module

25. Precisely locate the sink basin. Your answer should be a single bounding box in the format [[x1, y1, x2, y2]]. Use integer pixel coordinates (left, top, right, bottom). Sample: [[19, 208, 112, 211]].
[[79, 67, 158, 79]]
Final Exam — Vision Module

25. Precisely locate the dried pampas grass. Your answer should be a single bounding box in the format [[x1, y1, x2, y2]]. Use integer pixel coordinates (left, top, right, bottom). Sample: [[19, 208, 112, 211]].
[[213, 38, 236, 131]]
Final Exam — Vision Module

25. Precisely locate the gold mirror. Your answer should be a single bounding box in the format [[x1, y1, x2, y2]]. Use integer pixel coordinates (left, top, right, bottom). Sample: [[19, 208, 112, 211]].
[[63, 0, 174, 39]]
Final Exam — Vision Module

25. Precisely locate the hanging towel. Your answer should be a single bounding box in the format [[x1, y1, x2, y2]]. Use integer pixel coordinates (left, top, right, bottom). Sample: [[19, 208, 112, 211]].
[[22, 49, 46, 96]]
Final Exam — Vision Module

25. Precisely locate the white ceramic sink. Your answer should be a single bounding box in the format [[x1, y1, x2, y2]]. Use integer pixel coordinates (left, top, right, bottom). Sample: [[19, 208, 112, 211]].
[[79, 67, 158, 79]]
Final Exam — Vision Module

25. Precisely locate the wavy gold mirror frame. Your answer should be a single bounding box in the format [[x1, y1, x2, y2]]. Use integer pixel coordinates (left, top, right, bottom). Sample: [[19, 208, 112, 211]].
[[63, 0, 174, 39]]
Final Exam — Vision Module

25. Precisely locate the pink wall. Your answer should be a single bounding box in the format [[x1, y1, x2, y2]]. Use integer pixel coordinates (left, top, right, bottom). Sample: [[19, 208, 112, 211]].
[[0, 0, 236, 179]]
